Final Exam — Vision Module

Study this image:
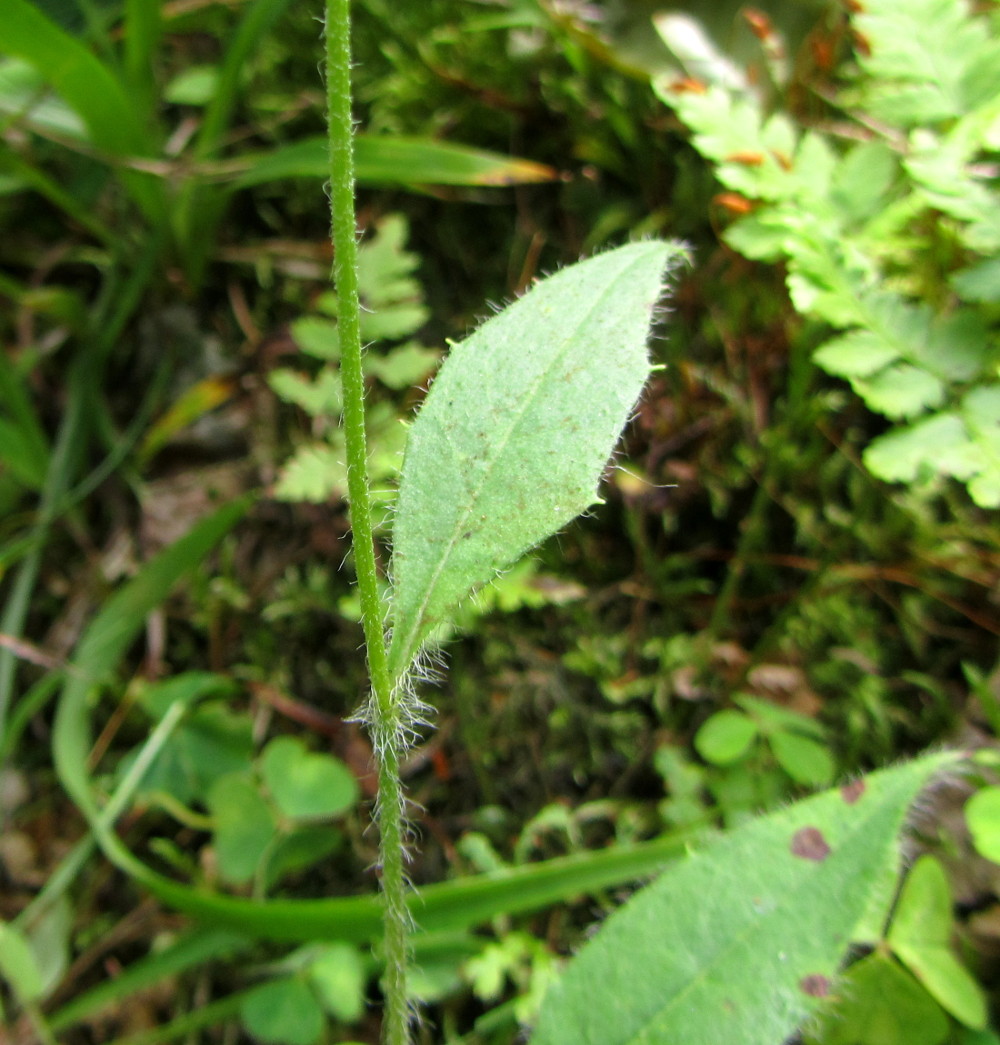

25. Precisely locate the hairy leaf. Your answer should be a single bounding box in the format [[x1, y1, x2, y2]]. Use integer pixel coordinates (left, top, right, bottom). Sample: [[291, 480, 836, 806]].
[[386, 241, 682, 679], [530, 751, 958, 1045]]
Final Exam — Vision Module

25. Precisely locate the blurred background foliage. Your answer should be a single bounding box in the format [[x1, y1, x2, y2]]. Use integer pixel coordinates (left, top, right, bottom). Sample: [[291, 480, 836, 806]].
[[0, 0, 998, 1042]]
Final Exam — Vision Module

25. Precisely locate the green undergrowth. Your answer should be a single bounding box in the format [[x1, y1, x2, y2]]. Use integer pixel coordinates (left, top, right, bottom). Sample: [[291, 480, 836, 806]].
[[0, 0, 999, 1043], [653, 0, 1000, 507]]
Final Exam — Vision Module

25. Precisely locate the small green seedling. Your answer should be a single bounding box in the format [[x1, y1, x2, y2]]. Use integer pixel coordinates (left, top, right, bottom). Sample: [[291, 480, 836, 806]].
[[694, 693, 836, 821]]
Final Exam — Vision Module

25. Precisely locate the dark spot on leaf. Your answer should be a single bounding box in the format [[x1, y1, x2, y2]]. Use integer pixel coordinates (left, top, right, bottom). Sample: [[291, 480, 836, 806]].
[[841, 779, 865, 804], [791, 826, 831, 861], [799, 974, 831, 997]]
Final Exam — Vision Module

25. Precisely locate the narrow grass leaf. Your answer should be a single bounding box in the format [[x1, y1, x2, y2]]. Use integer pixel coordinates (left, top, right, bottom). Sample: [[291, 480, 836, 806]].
[[0, 350, 50, 484], [387, 241, 681, 678], [49, 929, 250, 1033], [53, 498, 252, 817], [235, 135, 558, 188], [54, 824, 694, 947], [3, 0, 163, 220], [530, 751, 959, 1045]]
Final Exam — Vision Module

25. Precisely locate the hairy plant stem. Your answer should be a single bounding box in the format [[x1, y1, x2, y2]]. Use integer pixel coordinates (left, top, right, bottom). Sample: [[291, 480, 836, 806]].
[[325, 3, 410, 1043]]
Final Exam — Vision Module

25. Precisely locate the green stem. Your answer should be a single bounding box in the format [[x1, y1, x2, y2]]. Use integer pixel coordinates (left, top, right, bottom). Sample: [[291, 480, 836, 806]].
[[324, 3, 410, 1043]]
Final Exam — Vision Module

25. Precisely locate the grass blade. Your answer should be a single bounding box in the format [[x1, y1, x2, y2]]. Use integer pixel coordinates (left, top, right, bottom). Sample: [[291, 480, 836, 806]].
[[2, 0, 164, 221], [234, 135, 559, 189], [48, 929, 250, 1032]]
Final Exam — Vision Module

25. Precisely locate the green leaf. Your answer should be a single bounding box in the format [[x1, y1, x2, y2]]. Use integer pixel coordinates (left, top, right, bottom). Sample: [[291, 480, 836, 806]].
[[853, 0, 1000, 127], [355, 135, 559, 187], [22, 894, 72, 998], [852, 363, 945, 421], [960, 1031, 1000, 1045], [261, 737, 359, 821], [952, 259, 1000, 303], [353, 214, 430, 343], [888, 856, 987, 1028], [863, 412, 969, 483], [0, 921, 44, 1003], [207, 774, 277, 885], [965, 785, 1000, 863], [814, 330, 901, 379], [734, 695, 827, 742], [803, 952, 949, 1045], [268, 368, 342, 417], [360, 304, 429, 343], [134, 701, 253, 807], [240, 977, 325, 1045], [164, 65, 220, 106], [387, 241, 682, 678], [135, 672, 238, 719], [862, 396, 1000, 508], [263, 826, 342, 888], [723, 211, 795, 262], [961, 385, 1000, 508], [529, 751, 957, 1045], [785, 240, 869, 327], [235, 135, 558, 189], [655, 85, 797, 202], [693, 710, 758, 764], [290, 318, 341, 361], [307, 943, 366, 1023], [0, 2, 151, 156], [913, 310, 990, 384], [2, 0, 162, 220], [274, 444, 348, 503], [830, 142, 899, 224], [0, 57, 87, 139], [355, 215, 423, 307], [769, 731, 835, 787], [365, 343, 441, 390]]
